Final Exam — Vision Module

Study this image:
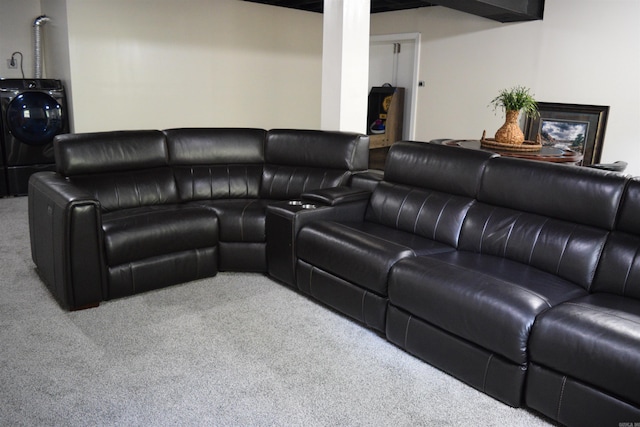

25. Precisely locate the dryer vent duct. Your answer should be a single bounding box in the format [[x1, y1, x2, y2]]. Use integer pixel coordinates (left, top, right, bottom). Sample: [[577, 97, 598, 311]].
[[33, 15, 51, 79]]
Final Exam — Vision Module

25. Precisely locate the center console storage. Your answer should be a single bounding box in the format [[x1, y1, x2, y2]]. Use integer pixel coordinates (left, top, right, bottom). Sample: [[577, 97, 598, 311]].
[[266, 187, 372, 287]]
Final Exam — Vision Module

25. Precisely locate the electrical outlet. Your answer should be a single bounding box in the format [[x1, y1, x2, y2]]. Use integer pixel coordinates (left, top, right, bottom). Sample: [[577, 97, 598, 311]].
[[7, 59, 17, 69]]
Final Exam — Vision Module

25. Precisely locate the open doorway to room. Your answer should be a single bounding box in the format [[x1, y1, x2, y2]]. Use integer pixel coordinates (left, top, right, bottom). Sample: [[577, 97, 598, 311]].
[[368, 32, 421, 169], [369, 32, 421, 141]]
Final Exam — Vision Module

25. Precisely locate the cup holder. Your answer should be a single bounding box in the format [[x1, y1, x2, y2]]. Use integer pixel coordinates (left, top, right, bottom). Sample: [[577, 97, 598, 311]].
[[288, 200, 303, 206], [301, 204, 316, 210]]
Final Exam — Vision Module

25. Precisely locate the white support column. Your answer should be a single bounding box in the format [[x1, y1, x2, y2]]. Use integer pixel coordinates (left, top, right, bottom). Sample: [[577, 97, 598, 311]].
[[320, 0, 370, 134]]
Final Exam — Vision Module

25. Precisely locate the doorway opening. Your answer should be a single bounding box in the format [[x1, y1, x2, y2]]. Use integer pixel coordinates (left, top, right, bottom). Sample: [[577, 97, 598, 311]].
[[369, 32, 421, 141]]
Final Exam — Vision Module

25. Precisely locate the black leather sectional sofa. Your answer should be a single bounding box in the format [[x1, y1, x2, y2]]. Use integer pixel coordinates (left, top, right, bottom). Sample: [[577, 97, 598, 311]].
[[28, 129, 640, 426]]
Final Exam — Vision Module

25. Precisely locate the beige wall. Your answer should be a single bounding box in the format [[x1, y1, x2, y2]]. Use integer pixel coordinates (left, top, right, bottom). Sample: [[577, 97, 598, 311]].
[[371, 0, 640, 174], [64, 0, 323, 132]]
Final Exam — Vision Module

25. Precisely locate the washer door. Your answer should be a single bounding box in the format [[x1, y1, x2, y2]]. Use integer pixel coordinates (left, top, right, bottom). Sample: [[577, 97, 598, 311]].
[[6, 92, 64, 145]]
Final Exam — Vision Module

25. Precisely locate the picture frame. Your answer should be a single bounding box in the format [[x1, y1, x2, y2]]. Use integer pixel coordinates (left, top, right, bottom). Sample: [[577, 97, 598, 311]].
[[524, 102, 609, 166]]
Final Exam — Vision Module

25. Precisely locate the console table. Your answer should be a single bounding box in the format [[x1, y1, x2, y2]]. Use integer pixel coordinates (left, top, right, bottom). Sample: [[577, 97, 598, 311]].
[[439, 139, 583, 164]]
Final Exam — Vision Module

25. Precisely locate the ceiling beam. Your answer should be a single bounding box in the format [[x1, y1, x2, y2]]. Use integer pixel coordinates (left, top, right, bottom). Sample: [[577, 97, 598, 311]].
[[428, 0, 544, 22], [243, 0, 544, 22]]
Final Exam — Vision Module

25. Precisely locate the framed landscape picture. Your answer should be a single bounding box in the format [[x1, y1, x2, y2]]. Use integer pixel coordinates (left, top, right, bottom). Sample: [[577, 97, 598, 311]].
[[524, 102, 609, 166]]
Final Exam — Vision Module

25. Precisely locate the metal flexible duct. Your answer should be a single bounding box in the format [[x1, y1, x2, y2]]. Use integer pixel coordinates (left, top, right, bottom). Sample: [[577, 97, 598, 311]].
[[33, 15, 50, 78]]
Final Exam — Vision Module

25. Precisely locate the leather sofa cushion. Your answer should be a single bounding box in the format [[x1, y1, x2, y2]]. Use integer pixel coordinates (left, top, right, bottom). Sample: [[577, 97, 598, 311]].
[[259, 129, 368, 199], [459, 202, 609, 290], [592, 232, 640, 299], [55, 130, 168, 176], [173, 165, 263, 201], [388, 252, 588, 364], [365, 181, 476, 248], [193, 199, 271, 242], [70, 167, 179, 212], [384, 142, 495, 197], [617, 178, 640, 235], [529, 293, 640, 408], [102, 205, 218, 266], [593, 179, 640, 298], [55, 130, 180, 212], [164, 128, 266, 165], [478, 156, 626, 230], [297, 220, 454, 296], [165, 128, 265, 202], [265, 129, 369, 170]]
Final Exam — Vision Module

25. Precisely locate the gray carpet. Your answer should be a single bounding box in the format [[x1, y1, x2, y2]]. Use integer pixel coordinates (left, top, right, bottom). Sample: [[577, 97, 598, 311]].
[[0, 195, 553, 426]]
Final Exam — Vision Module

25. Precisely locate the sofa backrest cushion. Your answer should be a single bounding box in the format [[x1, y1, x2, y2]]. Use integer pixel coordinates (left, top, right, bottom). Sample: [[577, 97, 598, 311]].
[[478, 157, 626, 229], [53, 130, 178, 212], [460, 202, 610, 290], [365, 181, 477, 247], [592, 178, 640, 299], [364, 142, 495, 247], [55, 130, 169, 175], [164, 128, 266, 201], [264, 129, 369, 170], [260, 129, 369, 199], [461, 157, 628, 290], [383, 142, 496, 197]]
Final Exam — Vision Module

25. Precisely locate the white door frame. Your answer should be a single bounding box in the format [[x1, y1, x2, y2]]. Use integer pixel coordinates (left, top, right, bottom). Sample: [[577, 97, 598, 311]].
[[369, 32, 421, 140]]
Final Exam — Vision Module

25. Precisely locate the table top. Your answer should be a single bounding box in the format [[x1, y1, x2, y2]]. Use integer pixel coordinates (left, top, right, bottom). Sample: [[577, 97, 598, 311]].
[[441, 139, 583, 164]]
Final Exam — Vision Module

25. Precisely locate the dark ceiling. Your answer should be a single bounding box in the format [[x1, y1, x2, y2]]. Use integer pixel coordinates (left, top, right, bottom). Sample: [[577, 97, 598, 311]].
[[243, 0, 545, 22]]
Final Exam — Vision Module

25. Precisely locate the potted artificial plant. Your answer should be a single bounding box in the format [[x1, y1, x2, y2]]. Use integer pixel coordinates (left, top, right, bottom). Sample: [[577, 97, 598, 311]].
[[489, 86, 539, 145]]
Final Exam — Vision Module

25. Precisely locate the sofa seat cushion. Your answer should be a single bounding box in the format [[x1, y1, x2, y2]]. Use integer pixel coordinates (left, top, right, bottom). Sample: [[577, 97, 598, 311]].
[[192, 199, 271, 242], [102, 205, 218, 266], [297, 220, 455, 296], [529, 293, 640, 408], [388, 251, 588, 364]]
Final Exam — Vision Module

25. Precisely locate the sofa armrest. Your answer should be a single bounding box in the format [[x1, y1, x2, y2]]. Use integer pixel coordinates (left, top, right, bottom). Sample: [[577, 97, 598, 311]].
[[28, 172, 105, 310], [301, 186, 371, 206], [350, 170, 384, 192]]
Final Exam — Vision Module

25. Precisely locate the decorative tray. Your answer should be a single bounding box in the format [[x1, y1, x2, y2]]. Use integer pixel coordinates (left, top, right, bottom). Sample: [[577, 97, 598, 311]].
[[480, 131, 542, 152]]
